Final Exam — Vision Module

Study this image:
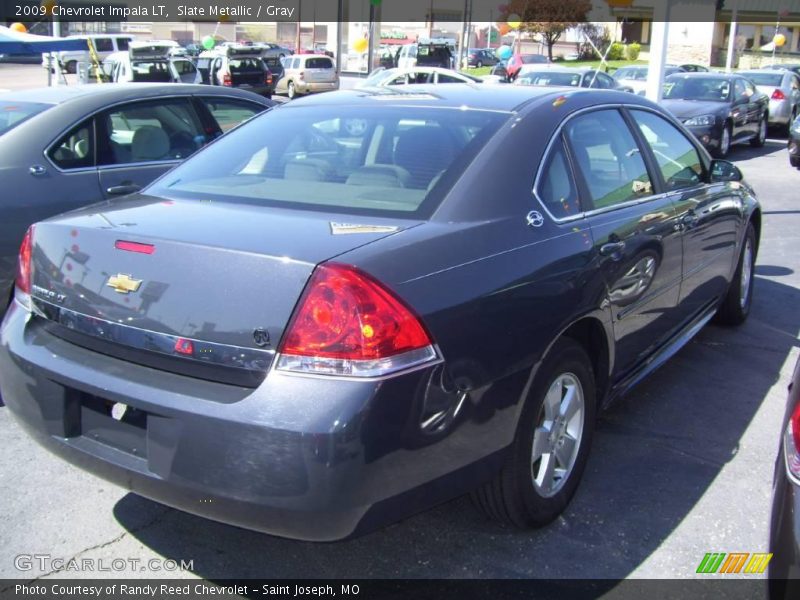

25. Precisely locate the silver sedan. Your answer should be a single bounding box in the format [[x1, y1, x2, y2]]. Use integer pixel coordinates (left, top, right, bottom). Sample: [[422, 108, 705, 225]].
[[740, 69, 800, 132]]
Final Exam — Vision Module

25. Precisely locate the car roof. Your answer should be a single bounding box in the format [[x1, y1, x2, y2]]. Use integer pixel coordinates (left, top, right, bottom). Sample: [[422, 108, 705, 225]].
[[741, 69, 789, 75], [520, 66, 595, 74], [0, 84, 269, 107], [666, 72, 734, 79], [283, 83, 646, 113]]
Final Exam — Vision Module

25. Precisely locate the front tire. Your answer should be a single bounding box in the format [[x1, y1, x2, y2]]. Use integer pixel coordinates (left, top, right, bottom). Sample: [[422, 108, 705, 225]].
[[716, 222, 756, 326], [790, 154, 800, 168], [714, 123, 732, 158], [471, 338, 596, 527], [751, 115, 767, 147]]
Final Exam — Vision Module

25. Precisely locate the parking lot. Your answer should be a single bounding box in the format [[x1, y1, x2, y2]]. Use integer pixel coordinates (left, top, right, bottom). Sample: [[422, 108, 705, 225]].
[[1, 62, 799, 581]]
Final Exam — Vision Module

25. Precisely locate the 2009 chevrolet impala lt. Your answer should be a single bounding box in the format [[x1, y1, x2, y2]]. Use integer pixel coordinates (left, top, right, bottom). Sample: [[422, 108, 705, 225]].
[[0, 85, 760, 541]]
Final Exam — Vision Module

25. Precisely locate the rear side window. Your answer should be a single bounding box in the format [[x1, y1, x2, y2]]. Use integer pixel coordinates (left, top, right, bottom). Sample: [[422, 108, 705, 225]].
[[202, 98, 263, 133], [0, 101, 50, 136], [565, 110, 653, 209], [536, 136, 580, 219], [49, 121, 94, 170], [147, 106, 507, 218], [630, 110, 704, 191]]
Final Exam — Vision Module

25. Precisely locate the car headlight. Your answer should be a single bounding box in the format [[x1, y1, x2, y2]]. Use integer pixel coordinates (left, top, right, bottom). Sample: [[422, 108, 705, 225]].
[[683, 115, 716, 127]]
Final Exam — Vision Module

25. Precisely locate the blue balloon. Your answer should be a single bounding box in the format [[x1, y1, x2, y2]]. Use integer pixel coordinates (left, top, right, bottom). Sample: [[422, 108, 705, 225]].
[[497, 45, 512, 60]]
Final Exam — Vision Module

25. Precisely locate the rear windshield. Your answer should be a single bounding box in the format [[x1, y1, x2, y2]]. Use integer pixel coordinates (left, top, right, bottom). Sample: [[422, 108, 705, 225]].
[[131, 60, 172, 82], [305, 57, 333, 69], [147, 105, 507, 218], [744, 73, 783, 86], [521, 55, 547, 64], [0, 101, 51, 135]]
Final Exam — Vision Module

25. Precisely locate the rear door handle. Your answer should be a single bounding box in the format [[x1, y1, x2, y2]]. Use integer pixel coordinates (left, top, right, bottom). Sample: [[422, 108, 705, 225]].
[[600, 241, 626, 257], [106, 184, 141, 196]]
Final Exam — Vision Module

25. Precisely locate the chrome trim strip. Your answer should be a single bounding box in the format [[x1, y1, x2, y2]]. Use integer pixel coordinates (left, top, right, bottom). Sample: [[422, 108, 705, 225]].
[[31, 297, 274, 372]]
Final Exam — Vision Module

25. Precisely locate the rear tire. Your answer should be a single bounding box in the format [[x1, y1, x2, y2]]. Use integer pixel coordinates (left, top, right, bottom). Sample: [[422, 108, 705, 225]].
[[65, 60, 77, 74], [750, 115, 767, 147], [471, 338, 596, 527], [287, 81, 296, 99], [790, 155, 800, 168], [715, 222, 756, 326]]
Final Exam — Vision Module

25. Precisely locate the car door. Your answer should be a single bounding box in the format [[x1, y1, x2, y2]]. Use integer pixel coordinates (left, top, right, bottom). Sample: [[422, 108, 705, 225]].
[[789, 74, 800, 116], [731, 78, 755, 140], [95, 97, 209, 198], [627, 108, 743, 318], [563, 108, 683, 375]]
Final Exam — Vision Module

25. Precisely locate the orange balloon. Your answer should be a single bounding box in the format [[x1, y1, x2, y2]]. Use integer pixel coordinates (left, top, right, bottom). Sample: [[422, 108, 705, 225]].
[[498, 23, 511, 36], [10, 22, 27, 33]]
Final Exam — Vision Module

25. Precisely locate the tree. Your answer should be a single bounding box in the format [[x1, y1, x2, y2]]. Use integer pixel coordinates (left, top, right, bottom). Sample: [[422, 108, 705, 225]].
[[503, 0, 592, 61]]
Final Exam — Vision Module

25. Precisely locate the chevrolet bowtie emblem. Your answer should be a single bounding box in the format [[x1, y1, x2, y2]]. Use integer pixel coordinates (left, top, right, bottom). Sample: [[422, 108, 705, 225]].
[[106, 274, 142, 294]]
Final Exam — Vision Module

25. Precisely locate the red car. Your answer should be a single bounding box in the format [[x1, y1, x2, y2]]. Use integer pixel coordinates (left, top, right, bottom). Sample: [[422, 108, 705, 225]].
[[505, 52, 549, 80]]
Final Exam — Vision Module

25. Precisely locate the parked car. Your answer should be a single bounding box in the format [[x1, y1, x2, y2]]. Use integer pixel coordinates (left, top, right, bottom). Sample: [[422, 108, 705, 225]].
[[788, 114, 800, 168], [0, 85, 760, 541], [102, 43, 200, 84], [515, 66, 633, 92], [274, 54, 338, 99], [678, 63, 709, 72], [255, 42, 294, 60], [196, 45, 276, 98], [357, 66, 481, 88], [484, 61, 510, 83], [661, 72, 769, 157], [465, 48, 499, 68], [505, 52, 548, 80], [0, 84, 273, 312], [49, 34, 134, 74], [738, 69, 800, 133], [761, 63, 800, 78], [769, 354, 800, 597], [397, 39, 455, 69], [612, 65, 686, 95]]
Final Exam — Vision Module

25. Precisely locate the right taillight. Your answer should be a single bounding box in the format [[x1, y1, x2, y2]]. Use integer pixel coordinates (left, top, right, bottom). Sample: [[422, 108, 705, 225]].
[[784, 399, 800, 482], [772, 89, 786, 100], [222, 71, 232, 86], [15, 226, 34, 306], [276, 263, 438, 377]]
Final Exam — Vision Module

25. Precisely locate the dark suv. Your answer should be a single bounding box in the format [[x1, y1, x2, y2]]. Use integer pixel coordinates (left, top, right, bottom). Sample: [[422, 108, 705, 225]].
[[196, 46, 275, 98]]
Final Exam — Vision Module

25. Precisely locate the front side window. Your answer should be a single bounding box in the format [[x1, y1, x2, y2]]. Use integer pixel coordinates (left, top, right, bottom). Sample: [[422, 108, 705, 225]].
[[564, 110, 653, 210], [536, 136, 580, 219], [116, 38, 130, 51], [94, 38, 113, 52], [97, 99, 206, 166], [630, 110, 704, 191], [48, 121, 93, 169], [146, 106, 507, 218], [202, 98, 264, 133]]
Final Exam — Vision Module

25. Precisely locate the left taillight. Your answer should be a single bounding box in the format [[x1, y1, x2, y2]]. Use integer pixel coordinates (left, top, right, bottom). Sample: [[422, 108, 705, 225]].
[[784, 398, 800, 482], [276, 263, 438, 377], [772, 89, 786, 100], [15, 225, 34, 309]]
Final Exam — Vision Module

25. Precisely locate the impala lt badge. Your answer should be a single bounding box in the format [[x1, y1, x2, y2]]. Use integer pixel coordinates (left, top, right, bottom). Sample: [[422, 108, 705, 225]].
[[106, 274, 142, 294]]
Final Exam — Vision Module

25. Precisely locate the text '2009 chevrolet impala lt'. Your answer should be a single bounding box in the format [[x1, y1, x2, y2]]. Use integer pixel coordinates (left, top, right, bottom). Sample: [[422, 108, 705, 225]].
[[0, 85, 760, 541]]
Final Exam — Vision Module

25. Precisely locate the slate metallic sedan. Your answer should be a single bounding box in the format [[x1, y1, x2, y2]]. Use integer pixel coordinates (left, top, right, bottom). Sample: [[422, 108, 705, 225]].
[[0, 84, 273, 314], [662, 72, 769, 158], [769, 354, 800, 598], [0, 86, 761, 541]]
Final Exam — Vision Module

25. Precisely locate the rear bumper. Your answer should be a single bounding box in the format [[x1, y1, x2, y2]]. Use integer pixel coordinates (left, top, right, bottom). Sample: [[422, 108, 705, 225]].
[[768, 100, 792, 125], [768, 449, 800, 597], [296, 81, 339, 94], [0, 301, 514, 540]]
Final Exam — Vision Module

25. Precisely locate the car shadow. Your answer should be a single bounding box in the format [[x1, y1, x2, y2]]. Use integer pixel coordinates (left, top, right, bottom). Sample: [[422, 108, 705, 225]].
[[730, 138, 787, 161], [112, 275, 800, 579]]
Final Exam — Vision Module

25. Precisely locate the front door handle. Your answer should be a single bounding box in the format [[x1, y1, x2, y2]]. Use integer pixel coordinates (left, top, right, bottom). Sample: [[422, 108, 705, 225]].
[[600, 241, 626, 257], [29, 165, 47, 176], [681, 210, 700, 228], [106, 184, 141, 196]]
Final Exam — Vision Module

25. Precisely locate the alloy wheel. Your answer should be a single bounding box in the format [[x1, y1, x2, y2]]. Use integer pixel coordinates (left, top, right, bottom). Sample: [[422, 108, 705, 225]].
[[531, 373, 585, 498], [720, 126, 731, 156], [740, 237, 753, 309]]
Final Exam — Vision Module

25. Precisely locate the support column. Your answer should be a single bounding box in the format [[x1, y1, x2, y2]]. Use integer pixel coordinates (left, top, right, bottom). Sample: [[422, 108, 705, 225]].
[[645, 1, 670, 103]]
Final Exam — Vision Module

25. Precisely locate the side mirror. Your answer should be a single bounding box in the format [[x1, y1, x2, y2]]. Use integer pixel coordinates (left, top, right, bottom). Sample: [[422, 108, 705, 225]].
[[709, 159, 743, 183]]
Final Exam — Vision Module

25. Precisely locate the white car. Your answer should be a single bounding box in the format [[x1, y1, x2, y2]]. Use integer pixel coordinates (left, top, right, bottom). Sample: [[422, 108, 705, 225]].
[[358, 66, 481, 88], [45, 34, 135, 74]]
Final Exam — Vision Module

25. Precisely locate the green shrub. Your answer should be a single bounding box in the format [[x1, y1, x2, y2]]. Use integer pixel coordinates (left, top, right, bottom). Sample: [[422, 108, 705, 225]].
[[626, 42, 641, 61], [607, 42, 625, 60]]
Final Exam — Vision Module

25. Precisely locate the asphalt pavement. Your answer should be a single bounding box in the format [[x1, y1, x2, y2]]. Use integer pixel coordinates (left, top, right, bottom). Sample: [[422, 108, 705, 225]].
[[1, 63, 799, 580]]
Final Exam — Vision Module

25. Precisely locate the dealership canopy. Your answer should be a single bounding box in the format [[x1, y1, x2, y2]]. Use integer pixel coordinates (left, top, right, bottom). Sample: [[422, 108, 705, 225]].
[[0, 25, 87, 54]]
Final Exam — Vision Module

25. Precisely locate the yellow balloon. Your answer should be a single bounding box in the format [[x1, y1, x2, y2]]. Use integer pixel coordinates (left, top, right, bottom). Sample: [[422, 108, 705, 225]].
[[10, 22, 27, 33], [507, 13, 522, 29], [774, 33, 786, 47], [218, 14, 230, 23], [41, 0, 57, 16], [353, 37, 368, 53]]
